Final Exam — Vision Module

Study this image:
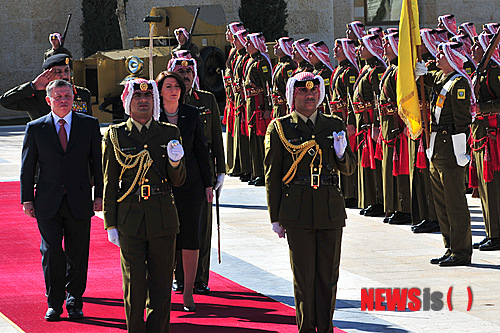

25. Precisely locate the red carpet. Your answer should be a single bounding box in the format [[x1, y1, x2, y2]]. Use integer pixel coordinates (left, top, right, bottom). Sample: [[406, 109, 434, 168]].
[[0, 181, 346, 332]]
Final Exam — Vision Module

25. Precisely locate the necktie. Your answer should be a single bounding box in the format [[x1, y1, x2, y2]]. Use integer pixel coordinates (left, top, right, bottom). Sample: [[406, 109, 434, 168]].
[[58, 119, 67, 151], [306, 119, 314, 133], [140, 125, 148, 138]]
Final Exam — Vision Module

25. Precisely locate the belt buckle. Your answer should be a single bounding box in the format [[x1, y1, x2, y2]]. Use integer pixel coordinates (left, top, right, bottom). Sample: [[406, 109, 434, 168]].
[[311, 172, 320, 190], [141, 185, 151, 200]]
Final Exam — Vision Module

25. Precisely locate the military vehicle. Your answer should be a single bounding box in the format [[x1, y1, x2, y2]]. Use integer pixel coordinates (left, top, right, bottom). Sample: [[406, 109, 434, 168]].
[[73, 5, 228, 123]]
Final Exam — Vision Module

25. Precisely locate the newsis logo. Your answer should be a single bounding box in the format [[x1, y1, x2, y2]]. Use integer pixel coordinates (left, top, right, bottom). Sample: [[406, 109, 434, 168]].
[[361, 287, 473, 311]]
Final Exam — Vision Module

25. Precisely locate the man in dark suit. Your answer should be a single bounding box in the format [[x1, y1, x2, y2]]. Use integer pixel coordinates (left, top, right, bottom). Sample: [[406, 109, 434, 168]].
[[20, 79, 103, 321], [265, 72, 356, 332]]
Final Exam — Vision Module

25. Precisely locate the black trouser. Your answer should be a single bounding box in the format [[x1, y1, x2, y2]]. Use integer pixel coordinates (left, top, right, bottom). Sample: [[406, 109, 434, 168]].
[[37, 195, 91, 310]]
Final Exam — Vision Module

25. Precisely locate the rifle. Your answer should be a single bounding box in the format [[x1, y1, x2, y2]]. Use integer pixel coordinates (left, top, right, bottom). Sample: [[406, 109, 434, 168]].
[[186, 7, 201, 50], [474, 30, 500, 97], [60, 14, 72, 48], [213, 156, 222, 264]]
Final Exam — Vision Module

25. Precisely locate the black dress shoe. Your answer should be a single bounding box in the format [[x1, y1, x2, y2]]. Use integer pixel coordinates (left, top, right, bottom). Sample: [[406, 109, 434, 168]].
[[172, 280, 184, 292], [194, 282, 210, 295], [240, 173, 251, 182], [248, 178, 256, 185], [68, 309, 84, 320], [344, 198, 358, 208], [473, 237, 489, 249], [45, 308, 62, 321], [412, 220, 440, 233], [183, 305, 196, 312], [359, 208, 367, 215], [439, 256, 471, 267], [479, 238, 500, 251], [253, 177, 265, 186], [388, 212, 412, 225], [430, 253, 450, 265], [363, 204, 385, 217], [383, 217, 391, 223]]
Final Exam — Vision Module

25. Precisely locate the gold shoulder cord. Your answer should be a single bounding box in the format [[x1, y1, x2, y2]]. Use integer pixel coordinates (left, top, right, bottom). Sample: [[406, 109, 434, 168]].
[[273, 120, 322, 185], [109, 127, 153, 202]]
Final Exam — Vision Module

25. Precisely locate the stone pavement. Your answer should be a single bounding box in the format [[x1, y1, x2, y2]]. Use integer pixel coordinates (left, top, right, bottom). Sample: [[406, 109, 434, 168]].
[[1, 125, 499, 333]]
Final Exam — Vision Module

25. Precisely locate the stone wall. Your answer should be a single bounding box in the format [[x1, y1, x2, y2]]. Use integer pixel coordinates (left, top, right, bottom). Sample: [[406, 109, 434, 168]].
[[1, 0, 499, 119]]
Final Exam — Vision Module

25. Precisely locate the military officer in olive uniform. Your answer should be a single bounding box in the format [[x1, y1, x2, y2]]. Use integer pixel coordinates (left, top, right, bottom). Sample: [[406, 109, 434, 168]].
[[265, 71, 356, 333], [243, 32, 273, 186], [292, 38, 314, 75], [102, 78, 186, 332], [352, 34, 387, 216], [169, 57, 226, 293], [417, 42, 474, 266], [410, 28, 440, 233], [1, 54, 91, 119], [271, 37, 297, 118], [308, 41, 334, 113], [330, 38, 360, 207], [469, 33, 500, 251]]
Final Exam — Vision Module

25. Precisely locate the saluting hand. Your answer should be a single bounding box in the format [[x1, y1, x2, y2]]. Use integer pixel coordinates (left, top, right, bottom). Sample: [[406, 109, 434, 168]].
[[32, 69, 57, 90]]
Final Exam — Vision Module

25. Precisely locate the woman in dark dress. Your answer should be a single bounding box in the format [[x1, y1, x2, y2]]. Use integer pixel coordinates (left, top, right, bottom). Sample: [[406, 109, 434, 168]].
[[156, 71, 213, 312]]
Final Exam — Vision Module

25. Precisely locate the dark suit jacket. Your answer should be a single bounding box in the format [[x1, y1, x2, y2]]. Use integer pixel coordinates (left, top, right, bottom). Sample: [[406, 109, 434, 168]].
[[20, 112, 103, 220]]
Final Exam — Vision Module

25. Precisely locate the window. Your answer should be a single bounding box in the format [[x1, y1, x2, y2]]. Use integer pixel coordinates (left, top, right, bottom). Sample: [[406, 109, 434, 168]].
[[364, 0, 402, 25]]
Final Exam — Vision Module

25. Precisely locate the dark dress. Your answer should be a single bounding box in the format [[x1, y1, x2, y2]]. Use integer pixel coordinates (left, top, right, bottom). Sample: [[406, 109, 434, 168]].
[[160, 104, 212, 249]]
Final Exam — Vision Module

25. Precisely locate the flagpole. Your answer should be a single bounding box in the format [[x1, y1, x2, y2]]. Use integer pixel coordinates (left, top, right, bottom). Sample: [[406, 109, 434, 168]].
[[407, 0, 430, 147]]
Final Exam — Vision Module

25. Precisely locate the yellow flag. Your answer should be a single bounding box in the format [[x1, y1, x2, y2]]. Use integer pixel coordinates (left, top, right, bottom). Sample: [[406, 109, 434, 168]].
[[397, 0, 422, 139]]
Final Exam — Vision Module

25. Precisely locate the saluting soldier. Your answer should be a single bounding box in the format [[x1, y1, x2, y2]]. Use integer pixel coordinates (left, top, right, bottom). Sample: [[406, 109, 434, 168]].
[[243, 32, 273, 187], [330, 38, 359, 208], [308, 41, 334, 113], [169, 57, 225, 293], [223, 22, 245, 175], [378, 32, 412, 224], [411, 28, 440, 233], [102, 78, 186, 332], [352, 34, 387, 216], [1, 54, 91, 119], [416, 42, 474, 266], [231, 29, 253, 182], [265, 71, 356, 333], [271, 37, 297, 118], [44, 33, 73, 61], [292, 38, 314, 75], [469, 33, 500, 251]]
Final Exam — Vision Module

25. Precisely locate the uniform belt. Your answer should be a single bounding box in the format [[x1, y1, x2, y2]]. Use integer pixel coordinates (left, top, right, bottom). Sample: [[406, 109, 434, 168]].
[[291, 174, 339, 187], [353, 101, 374, 113], [476, 109, 500, 118], [245, 87, 264, 97], [232, 82, 242, 93], [272, 94, 285, 105], [329, 100, 348, 113], [133, 183, 171, 199], [379, 103, 398, 116], [430, 124, 455, 135]]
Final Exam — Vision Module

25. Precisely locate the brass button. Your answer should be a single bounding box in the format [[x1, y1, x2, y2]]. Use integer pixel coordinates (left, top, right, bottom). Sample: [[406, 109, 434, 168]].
[[443, 139, 447, 143], [145, 179, 149, 182], [285, 194, 289, 197], [144, 144, 148, 148], [203, 120, 207, 123], [311, 135, 315, 139], [162, 154, 166, 158], [314, 168, 317, 172]]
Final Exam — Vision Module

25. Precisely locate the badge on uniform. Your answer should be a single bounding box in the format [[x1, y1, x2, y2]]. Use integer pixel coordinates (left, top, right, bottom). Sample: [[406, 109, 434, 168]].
[[378, 73, 383, 80], [457, 89, 466, 100], [262, 66, 268, 73], [436, 94, 446, 107], [349, 76, 356, 83], [466, 68, 471, 75], [498, 75, 500, 82], [287, 70, 293, 77], [324, 78, 330, 86]]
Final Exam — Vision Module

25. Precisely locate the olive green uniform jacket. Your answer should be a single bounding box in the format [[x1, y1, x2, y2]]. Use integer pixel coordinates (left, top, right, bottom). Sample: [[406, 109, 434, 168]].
[[272, 56, 296, 118]]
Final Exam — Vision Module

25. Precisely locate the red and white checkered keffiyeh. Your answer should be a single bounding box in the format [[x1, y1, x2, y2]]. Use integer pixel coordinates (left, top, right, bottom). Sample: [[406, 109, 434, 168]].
[[450, 34, 475, 65], [167, 57, 198, 89], [234, 30, 248, 47], [293, 38, 311, 63], [361, 34, 387, 68], [384, 32, 399, 57], [438, 15, 457, 36], [478, 33, 500, 67], [278, 37, 294, 58], [483, 23, 500, 35], [421, 28, 438, 58], [336, 38, 359, 73], [174, 28, 189, 42], [439, 42, 476, 115], [247, 32, 272, 69], [459, 22, 477, 38], [368, 27, 384, 38], [121, 78, 161, 120], [347, 21, 366, 41], [436, 29, 450, 43], [49, 33, 62, 45], [228, 22, 245, 35], [286, 72, 325, 111], [308, 41, 333, 71]]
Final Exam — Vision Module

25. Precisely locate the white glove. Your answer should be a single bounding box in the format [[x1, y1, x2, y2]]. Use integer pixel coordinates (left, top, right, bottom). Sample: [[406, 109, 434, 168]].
[[452, 133, 471, 167], [167, 140, 184, 162], [414, 61, 428, 79], [107, 229, 120, 247], [272, 222, 286, 238], [214, 173, 225, 191], [332, 130, 348, 159]]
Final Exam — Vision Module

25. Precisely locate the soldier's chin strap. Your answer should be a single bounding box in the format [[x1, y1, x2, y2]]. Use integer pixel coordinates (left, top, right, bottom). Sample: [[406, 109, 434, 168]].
[[108, 126, 153, 202], [273, 119, 322, 185]]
